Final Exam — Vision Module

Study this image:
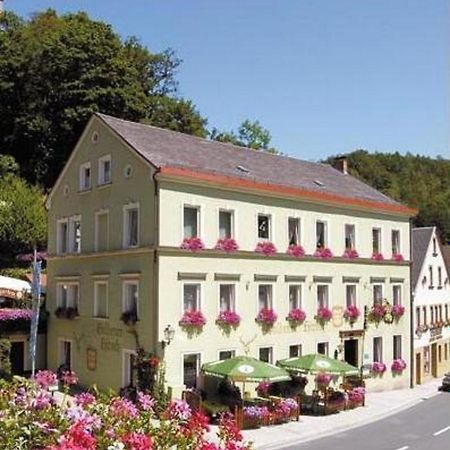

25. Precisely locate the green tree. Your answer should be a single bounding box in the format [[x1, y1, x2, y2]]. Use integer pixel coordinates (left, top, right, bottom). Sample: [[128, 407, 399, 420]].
[[0, 10, 207, 187], [210, 119, 278, 153]]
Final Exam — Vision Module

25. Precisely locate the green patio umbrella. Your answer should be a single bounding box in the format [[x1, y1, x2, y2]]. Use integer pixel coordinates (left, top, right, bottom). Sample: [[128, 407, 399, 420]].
[[202, 355, 291, 383], [277, 354, 359, 375]]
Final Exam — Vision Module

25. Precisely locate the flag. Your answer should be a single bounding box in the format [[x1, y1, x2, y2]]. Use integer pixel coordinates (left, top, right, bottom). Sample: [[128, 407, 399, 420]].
[[29, 256, 42, 375]]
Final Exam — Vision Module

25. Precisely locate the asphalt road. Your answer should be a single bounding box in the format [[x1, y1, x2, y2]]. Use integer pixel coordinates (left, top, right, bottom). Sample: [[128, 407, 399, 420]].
[[281, 393, 450, 450]]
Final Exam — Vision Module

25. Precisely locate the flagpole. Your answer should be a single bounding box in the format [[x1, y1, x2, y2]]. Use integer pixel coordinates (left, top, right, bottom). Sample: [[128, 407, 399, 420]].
[[29, 248, 41, 377]]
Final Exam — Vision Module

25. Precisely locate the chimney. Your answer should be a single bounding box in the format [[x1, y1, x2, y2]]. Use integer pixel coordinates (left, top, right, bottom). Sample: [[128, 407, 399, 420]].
[[333, 155, 348, 175]]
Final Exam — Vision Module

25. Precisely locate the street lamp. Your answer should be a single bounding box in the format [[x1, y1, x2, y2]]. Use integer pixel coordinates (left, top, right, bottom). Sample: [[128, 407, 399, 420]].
[[162, 324, 175, 348]]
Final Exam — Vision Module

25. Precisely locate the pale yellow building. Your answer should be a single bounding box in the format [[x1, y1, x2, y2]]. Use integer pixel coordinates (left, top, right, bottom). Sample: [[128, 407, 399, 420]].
[[46, 114, 416, 395]]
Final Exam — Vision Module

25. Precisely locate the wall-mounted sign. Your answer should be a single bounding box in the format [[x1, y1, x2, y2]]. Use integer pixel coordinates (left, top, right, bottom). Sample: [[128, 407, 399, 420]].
[[0, 288, 24, 300], [332, 306, 344, 327], [86, 348, 97, 371]]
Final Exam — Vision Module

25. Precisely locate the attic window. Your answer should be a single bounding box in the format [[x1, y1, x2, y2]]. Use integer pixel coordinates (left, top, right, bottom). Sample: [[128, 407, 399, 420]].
[[236, 165, 249, 174], [313, 180, 325, 187]]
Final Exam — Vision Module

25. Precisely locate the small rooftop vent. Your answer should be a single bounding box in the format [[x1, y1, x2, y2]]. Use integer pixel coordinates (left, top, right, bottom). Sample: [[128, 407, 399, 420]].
[[236, 165, 250, 174], [313, 180, 325, 187]]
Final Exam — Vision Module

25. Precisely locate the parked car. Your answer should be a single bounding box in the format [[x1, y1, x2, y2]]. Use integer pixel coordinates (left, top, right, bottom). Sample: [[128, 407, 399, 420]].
[[439, 372, 450, 392]]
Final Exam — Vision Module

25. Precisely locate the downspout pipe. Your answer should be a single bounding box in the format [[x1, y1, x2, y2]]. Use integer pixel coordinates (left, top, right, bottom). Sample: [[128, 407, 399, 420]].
[[152, 169, 160, 357], [409, 217, 414, 389]]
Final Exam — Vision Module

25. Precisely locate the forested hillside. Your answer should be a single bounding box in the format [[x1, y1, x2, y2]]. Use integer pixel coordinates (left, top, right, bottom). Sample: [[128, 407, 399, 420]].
[[326, 150, 450, 242]]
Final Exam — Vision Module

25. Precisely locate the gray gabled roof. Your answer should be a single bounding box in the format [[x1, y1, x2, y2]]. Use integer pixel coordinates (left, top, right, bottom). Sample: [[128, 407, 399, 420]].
[[97, 113, 406, 210], [412, 227, 434, 289]]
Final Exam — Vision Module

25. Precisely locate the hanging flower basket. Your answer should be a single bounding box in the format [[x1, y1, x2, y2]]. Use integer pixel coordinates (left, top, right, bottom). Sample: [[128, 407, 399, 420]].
[[315, 306, 332, 324], [256, 381, 271, 397], [314, 247, 333, 259], [371, 361, 387, 375], [180, 237, 205, 252], [392, 304, 405, 320], [371, 252, 384, 261], [286, 244, 305, 258], [342, 248, 359, 259], [216, 310, 241, 328], [391, 359, 407, 373], [368, 303, 387, 323], [286, 308, 306, 325], [391, 253, 404, 262], [255, 241, 277, 256], [179, 310, 206, 329], [255, 308, 278, 326], [315, 373, 332, 386], [215, 238, 239, 253], [344, 305, 360, 323]]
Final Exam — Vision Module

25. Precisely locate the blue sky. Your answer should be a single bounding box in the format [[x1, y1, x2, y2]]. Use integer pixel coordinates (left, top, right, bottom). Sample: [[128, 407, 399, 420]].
[[8, 0, 450, 161]]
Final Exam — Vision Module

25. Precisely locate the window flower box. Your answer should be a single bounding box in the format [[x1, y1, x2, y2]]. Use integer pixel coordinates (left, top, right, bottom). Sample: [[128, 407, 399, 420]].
[[391, 253, 404, 262], [255, 308, 278, 326], [286, 244, 305, 258], [342, 248, 359, 259], [314, 247, 333, 258], [180, 237, 205, 252], [255, 241, 277, 256], [371, 361, 386, 375], [179, 310, 206, 330], [391, 304, 405, 320], [286, 308, 306, 325], [391, 359, 407, 373], [216, 310, 241, 328], [55, 306, 79, 320], [371, 252, 384, 261], [121, 309, 138, 325], [344, 305, 360, 323], [215, 238, 239, 253], [315, 306, 332, 324]]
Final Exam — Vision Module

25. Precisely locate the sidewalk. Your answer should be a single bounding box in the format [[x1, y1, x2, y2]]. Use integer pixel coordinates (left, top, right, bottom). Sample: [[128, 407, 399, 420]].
[[211, 379, 442, 449]]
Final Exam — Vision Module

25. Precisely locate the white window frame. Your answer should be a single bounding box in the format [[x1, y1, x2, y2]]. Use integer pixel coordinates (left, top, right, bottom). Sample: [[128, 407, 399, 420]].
[[182, 282, 202, 313], [182, 351, 202, 389], [393, 335, 402, 360], [56, 282, 79, 309], [94, 280, 109, 318], [95, 209, 109, 252], [288, 216, 301, 246], [288, 284, 302, 311], [122, 280, 139, 317], [392, 284, 402, 306], [182, 204, 201, 239], [372, 227, 382, 254], [98, 154, 112, 185], [56, 218, 69, 255], [345, 284, 357, 308], [218, 283, 236, 313], [122, 349, 137, 388], [58, 338, 73, 369], [344, 223, 356, 250], [69, 215, 81, 253], [373, 284, 383, 305], [257, 283, 274, 312], [315, 220, 328, 249], [257, 213, 272, 240], [123, 203, 140, 248], [218, 349, 236, 360], [218, 209, 234, 239], [317, 284, 329, 309], [258, 346, 273, 364], [289, 344, 303, 358], [391, 229, 401, 255], [373, 336, 383, 363], [317, 342, 329, 356], [79, 162, 92, 191]]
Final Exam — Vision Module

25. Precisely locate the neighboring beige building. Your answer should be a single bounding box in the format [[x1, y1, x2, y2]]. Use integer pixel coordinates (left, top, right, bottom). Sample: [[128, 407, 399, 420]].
[[46, 114, 416, 396], [412, 227, 450, 384]]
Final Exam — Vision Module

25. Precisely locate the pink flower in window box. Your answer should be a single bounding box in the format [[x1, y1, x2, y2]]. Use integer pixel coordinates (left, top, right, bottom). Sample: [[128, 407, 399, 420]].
[[391, 253, 404, 262], [179, 310, 206, 328], [371, 252, 384, 261], [216, 310, 241, 327], [180, 237, 205, 252], [315, 306, 332, 323], [369, 303, 387, 322], [286, 244, 305, 258], [255, 241, 277, 256], [392, 304, 405, 319], [315, 373, 332, 386], [313, 247, 333, 258], [255, 308, 278, 326], [344, 305, 360, 323], [287, 308, 306, 324], [342, 248, 359, 259], [391, 359, 407, 373], [215, 238, 239, 253], [371, 361, 387, 374]]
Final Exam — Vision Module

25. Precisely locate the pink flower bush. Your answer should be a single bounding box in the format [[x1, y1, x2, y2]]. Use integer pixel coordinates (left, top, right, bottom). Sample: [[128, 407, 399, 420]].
[[348, 387, 365, 403], [287, 308, 306, 324], [0, 308, 33, 321], [315, 373, 332, 385], [256, 308, 278, 326], [35, 370, 58, 389], [180, 237, 205, 252], [314, 247, 333, 258], [344, 305, 360, 323], [256, 381, 270, 396], [371, 252, 384, 261], [215, 238, 239, 252], [392, 304, 405, 319], [179, 310, 206, 328], [343, 248, 359, 259], [371, 361, 387, 374], [369, 303, 387, 322], [286, 244, 305, 258], [216, 310, 241, 327], [315, 306, 332, 323], [60, 371, 79, 387], [391, 359, 407, 373], [255, 241, 277, 256], [391, 253, 404, 262]]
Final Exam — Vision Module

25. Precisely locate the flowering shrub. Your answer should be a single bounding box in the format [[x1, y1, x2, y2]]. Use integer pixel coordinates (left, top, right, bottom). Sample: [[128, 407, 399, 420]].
[[0, 372, 252, 449], [243, 405, 269, 421], [314, 247, 333, 258], [315, 306, 332, 324], [256, 381, 270, 396], [280, 398, 298, 411], [180, 237, 205, 252], [348, 387, 365, 403], [287, 308, 306, 324], [315, 373, 332, 385], [343, 248, 359, 259], [344, 305, 360, 323], [255, 308, 278, 326], [286, 244, 305, 258], [215, 238, 239, 252], [0, 309, 33, 321], [216, 310, 241, 327], [371, 361, 387, 374], [392, 304, 405, 319], [391, 359, 407, 373], [371, 252, 384, 261], [179, 310, 206, 329], [255, 241, 277, 256], [392, 253, 404, 262]]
